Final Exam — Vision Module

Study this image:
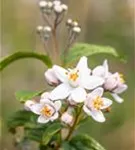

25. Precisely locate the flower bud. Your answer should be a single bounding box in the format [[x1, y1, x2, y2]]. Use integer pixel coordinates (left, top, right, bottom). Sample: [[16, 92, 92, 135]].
[[39, 1, 48, 9], [54, 5, 63, 13], [61, 4, 68, 11], [43, 26, 52, 33], [72, 26, 81, 33], [45, 68, 60, 86], [47, 1, 53, 8], [53, 0, 61, 6], [66, 18, 73, 26], [61, 112, 73, 125], [72, 21, 79, 27], [36, 25, 43, 33], [24, 100, 35, 111]]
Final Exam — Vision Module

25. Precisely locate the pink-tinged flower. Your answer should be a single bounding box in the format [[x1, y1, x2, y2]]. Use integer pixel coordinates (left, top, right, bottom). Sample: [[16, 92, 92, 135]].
[[49, 56, 104, 103], [92, 60, 128, 103], [27, 92, 61, 124], [45, 68, 60, 86], [83, 88, 112, 123]]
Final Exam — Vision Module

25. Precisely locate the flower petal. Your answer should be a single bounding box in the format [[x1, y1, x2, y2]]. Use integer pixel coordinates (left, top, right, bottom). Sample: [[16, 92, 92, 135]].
[[83, 105, 91, 116], [41, 92, 50, 99], [31, 103, 43, 115], [53, 65, 68, 83], [103, 59, 109, 78], [101, 98, 112, 109], [54, 101, 62, 111], [50, 112, 59, 121], [90, 110, 105, 123], [88, 87, 104, 99], [50, 83, 71, 100], [82, 75, 104, 90], [76, 56, 91, 75], [44, 69, 59, 85], [71, 87, 87, 103], [92, 66, 105, 77], [37, 115, 49, 124], [113, 84, 128, 94], [111, 93, 124, 103]]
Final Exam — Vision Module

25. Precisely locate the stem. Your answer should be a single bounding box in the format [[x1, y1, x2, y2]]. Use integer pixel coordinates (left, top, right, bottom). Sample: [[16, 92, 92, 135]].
[[65, 106, 83, 141]]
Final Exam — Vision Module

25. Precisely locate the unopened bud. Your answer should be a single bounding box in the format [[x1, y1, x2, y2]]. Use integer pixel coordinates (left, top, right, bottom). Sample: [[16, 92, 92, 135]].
[[61, 112, 73, 125], [43, 26, 52, 33], [72, 26, 81, 33], [61, 4, 68, 11], [39, 1, 47, 9], [54, 5, 63, 13], [48, 2, 53, 8], [24, 100, 35, 111], [72, 21, 79, 27], [36, 26, 43, 33], [53, 0, 61, 6]]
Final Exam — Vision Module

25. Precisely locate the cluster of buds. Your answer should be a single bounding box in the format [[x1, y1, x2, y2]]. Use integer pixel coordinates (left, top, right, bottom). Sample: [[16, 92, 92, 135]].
[[25, 56, 127, 124], [36, 25, 52, 40], [66, 19, 81, 34], [39, 0, 68, 15]]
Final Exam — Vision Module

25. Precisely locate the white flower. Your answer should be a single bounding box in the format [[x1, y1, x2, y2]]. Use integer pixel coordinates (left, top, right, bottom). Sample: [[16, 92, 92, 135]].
[[49, 56, 104, 103], [29, 92, 61, 123], [92, 60, 128, 103], [83, 88, 112, 123], [36, 25, 43, 33], [53, 0, 61, 6], [45, 68, 60, 86]]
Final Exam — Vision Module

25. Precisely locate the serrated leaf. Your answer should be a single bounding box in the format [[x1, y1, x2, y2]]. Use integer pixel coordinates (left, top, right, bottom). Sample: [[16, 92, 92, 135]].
[[42, 122, 61, 145], [65, 43, 119, 65], [15, 90, 44, 103], [7, 110, 34, 131], [70, 134, 106, 150], [0, 52, 52, 71]]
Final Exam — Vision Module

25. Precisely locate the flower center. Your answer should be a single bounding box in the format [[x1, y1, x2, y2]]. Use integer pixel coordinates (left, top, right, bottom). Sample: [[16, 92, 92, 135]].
[[41, 106, 53, 117], [67, 70, 79, 82], [118, 73, 125, 83], [93, 96, 103, 110]]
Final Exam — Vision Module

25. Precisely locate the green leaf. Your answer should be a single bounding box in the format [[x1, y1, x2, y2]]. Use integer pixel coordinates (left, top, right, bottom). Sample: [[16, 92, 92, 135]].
[[7, 110, 35, 132], [0, 51, 52, 71], [15, 90, 44, 103], [65, 43, 119, 65], [42, 122, 61, 145], [69, 134, 106, 150]]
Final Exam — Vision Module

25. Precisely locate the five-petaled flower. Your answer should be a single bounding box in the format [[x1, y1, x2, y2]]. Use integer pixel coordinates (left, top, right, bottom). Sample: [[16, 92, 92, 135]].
[[83, 88, 112, 122], [92, 60, 128, 103], [26, 92, 61, 123], [47, 56, 104, 103]]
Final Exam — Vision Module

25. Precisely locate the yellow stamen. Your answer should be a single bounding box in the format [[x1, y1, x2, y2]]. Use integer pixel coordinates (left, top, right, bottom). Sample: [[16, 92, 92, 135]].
[[41, 106, 52, 117], [119, 73, 125, 83], [69, 73, 79, 81], [93, 96, 103, 110]]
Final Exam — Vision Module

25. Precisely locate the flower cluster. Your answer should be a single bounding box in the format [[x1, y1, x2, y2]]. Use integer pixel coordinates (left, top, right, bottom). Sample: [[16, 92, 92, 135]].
[[25, 56, 127, 124]]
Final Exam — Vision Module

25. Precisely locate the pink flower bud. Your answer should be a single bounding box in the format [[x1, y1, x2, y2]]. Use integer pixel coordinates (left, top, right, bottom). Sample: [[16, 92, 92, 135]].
[[61, 112, 73, 125], [45, 69, 60, 86]]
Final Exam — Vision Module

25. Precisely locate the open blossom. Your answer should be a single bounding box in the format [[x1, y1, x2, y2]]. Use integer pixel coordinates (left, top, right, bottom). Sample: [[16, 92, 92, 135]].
[[83, 88, 112, 123], [92, 60, 128, 103], [47, 56, 104, 103], [26, 92, 61, 123]]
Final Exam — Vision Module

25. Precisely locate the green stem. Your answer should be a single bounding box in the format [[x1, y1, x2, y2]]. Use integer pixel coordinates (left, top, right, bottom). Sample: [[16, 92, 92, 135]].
[[65, 106, 83, 141], [0, 51, 52, 71]]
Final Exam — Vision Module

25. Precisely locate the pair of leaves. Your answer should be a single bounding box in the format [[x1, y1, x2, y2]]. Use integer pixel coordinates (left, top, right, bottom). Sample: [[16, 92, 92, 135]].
[[65, 43, 120, 65], [62, 134, 106, 150]]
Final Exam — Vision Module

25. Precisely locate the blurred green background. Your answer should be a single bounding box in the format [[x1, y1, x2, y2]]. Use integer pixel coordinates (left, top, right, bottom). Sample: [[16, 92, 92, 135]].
[[1, 0, 135, 150]]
